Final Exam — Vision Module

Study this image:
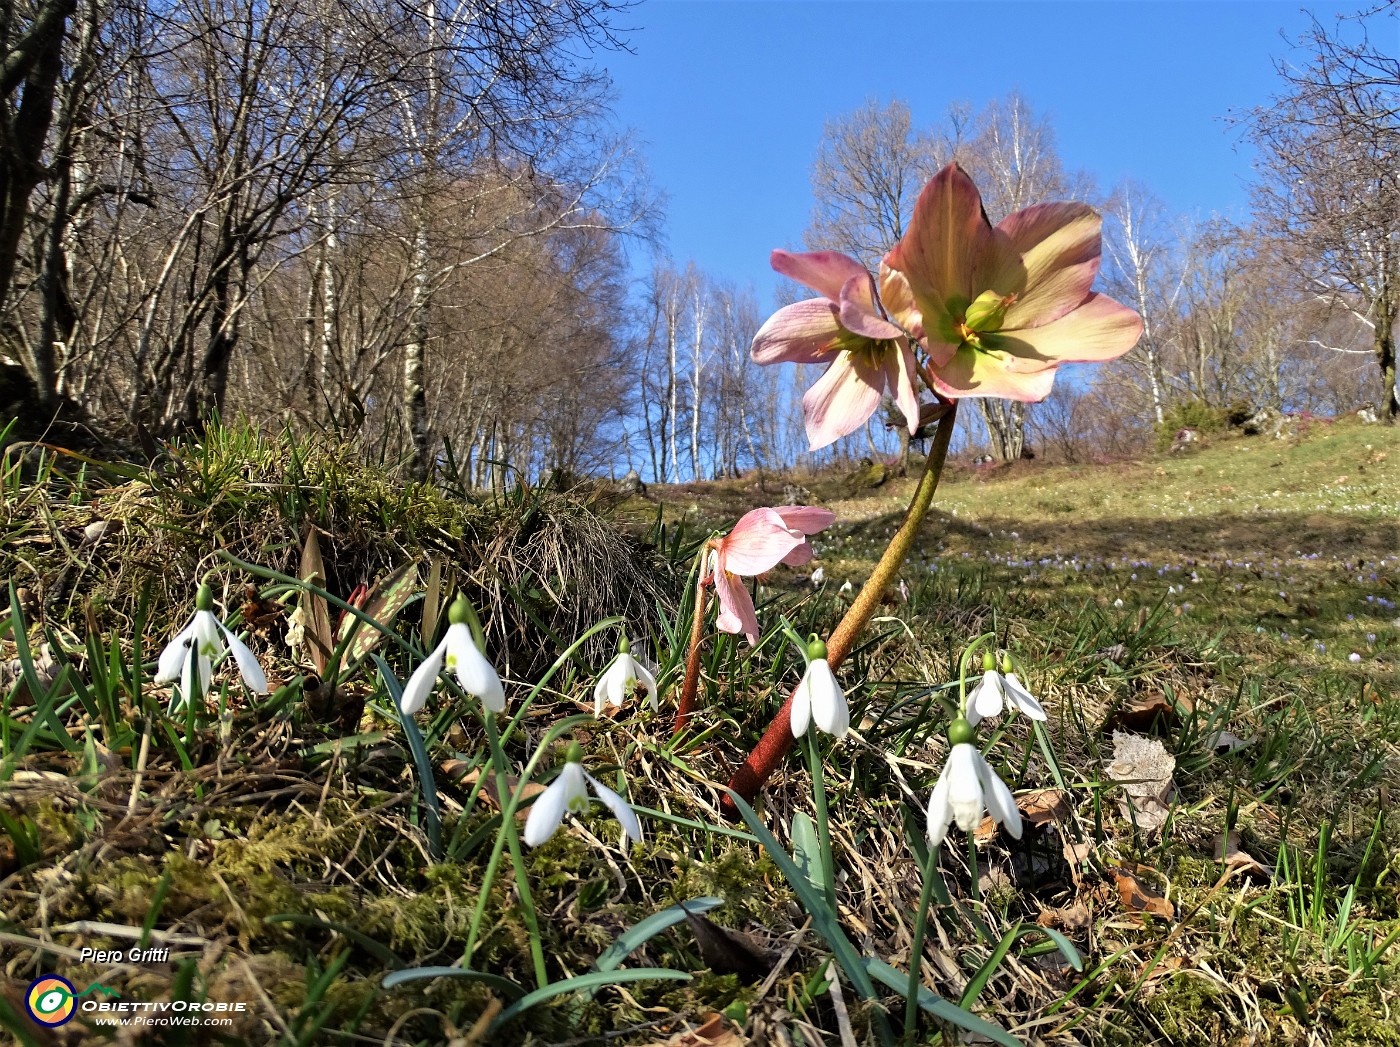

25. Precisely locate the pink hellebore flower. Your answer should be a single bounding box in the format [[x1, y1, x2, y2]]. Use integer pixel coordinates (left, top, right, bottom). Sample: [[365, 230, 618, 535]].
[[751, 250, 923, 450], [711, 506, 836, 644], [885, 164, 1143, 401]]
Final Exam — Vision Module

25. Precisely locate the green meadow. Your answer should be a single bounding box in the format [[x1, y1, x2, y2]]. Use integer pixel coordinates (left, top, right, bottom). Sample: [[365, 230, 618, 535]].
[[1, 417, 1397, 1045]]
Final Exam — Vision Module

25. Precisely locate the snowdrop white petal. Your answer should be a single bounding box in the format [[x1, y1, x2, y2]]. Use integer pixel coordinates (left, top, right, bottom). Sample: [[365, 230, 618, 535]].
[[926, 767, 955, 847], [976, 753, 1023, 839], [592, 663, 617, 715], [215, 621, 269, 694], [807, 659, 848, 738], [155, 616, 197, 685], [632, 658, 659, 712], [945, 743, 987, 831], [1002, 673, 1046, 721], [966, 671, 1005, 727], [177, 643, 198, 711], [790, 673, 813, 737], [399, 637, 447, 715], [524, 762, 589, 846], [585, 770, 644, 848], [445, 623, 506, 712], [192, 610, 223, 660]]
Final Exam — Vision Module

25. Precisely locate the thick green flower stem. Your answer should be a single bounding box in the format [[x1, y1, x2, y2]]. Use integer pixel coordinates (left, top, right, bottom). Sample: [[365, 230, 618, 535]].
[[464, 713, 548, 989], [721, 401, 959, 816], [904, 841, 943, 1044], [672, 553, 711, 736]]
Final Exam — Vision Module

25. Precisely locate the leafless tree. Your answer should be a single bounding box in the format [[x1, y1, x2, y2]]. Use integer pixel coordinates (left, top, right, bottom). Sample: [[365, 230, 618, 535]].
[[1241, 4, 1399, 420], [958, 90, 1088, 460]]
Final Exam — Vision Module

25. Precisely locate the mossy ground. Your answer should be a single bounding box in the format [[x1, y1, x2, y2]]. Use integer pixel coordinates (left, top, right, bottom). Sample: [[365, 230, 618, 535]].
[[1, 418, 1397, 1045]]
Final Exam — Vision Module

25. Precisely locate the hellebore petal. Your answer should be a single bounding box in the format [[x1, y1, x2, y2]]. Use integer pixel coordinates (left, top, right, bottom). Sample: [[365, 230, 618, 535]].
[[720, 508, 811, 576], [771, 248, 869, 302], [712, 564, 761, 645], [877, 263, 923, 340], [997, 293, 1145, 364], [994, 202, 1102, 330], [445, 622, 507, 712], [1002, 673, 1047, 720], [771, 505, 838, 535], [751, 298, 842, 365], [399, 638, 447, 715], [215, 620, 269, 694], [584, 770, 644, 848], [801, 348, 886, 450], [886, 164, 1017, 317], [523, 761, 588, 846], [927, 343, 1059, 401], [837, 273, 905, 341], [883, 340, 922, 433]]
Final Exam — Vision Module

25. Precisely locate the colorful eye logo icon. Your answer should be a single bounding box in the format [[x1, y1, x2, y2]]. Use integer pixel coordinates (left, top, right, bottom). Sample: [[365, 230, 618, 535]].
[[25, 975, 76, 1026]]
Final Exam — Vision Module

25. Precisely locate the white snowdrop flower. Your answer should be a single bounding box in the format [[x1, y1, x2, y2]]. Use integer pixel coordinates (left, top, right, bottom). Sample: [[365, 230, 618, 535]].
[[1001, 669, 1047, 721], [839, 580, 853, 593], [401, 596, 504, 715], [965, 653, 1045, 726], [926, 729, 1022, 848], [524, 747, 643, 849], [1113, 598, 1124, 608], [593, 637, 658, 716], [790, 637, 848, 739], [156, 583, 267, 710], [810, 567, 825, 587]]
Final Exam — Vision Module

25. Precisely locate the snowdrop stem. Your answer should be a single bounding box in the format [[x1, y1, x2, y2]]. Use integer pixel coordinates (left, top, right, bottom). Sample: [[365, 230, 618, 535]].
[[483, 712, 547, 989], [723, 402, 959, 814], [804, 727, 839, 916], [461, 712, 592, 974], [904, 840, 943, 1044], [672, 551, 711, 736]]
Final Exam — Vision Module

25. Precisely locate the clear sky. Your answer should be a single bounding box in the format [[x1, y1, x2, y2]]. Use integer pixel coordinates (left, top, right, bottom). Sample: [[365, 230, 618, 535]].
[[602, 0, 1371, 304]]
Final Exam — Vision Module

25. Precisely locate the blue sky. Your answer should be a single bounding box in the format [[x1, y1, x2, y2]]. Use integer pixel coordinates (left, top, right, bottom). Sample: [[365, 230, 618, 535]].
[[604, 0, 1367, 304]]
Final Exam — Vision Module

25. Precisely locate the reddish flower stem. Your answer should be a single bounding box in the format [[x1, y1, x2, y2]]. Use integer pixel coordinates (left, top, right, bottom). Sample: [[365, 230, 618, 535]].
[[720, 401, 959, 816], [672, 554, 712, 736]]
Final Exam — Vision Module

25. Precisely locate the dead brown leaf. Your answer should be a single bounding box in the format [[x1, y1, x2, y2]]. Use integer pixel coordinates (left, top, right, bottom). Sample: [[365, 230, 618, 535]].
[[638, 1014, 746, 1047], [454, 768, 545, 819], [1214, 831, 1270, 883], [1111, 866, 1174, 920], [1036, 899, 1091, 933], [1103, 691, 1192, 735], [1062, 838, 1097, 889]]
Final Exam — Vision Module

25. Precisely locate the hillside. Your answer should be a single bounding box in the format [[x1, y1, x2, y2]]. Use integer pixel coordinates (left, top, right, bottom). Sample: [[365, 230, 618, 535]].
[[1, 418, 1397, 1046]]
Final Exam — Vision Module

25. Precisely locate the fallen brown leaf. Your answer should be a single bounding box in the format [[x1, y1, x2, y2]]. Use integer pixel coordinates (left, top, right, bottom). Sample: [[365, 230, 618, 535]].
[[638, 1015, 746, 1047], [1103, 691, 1191, 735], [1036, 899, 1091, 933], [1214, 831, 1270, 883], [1111, 867, 1174, 920], [454, 768, 545, 819]]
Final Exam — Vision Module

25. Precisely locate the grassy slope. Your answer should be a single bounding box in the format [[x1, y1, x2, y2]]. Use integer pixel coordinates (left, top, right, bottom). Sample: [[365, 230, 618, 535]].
[[0, 419, 1397, 1046]]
